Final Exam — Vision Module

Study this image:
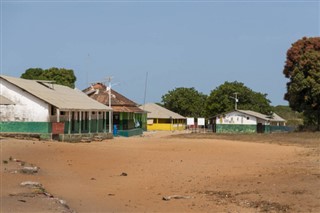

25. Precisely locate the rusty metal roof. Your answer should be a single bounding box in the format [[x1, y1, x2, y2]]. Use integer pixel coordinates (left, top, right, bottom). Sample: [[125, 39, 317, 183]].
[[0, 75, 112, 111], [83, 83, 145, 113]]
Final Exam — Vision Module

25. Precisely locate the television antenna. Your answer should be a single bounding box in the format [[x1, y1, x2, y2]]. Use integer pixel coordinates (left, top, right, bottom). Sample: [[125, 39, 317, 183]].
[[143, 72, 148, 110]]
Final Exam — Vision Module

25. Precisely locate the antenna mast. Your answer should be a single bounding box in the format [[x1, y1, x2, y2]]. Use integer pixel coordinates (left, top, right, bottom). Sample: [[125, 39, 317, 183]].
[[143, 72, 148, 109]]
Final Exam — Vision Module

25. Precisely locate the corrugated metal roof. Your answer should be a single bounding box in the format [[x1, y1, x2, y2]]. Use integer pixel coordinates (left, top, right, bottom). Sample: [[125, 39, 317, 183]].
[[0, 95, 15, 105], [83, 83, 145, 113], [0, 75, 112, 111], [269, 113, 286, 122], [237, 110, 286, 122], [139, 103, 186, 119], [237, 110, 269, 121], [112, 105, 146, 113]]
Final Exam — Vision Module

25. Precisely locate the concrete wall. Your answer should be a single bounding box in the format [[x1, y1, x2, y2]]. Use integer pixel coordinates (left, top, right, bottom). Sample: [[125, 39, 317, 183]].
[[0, 121, 51, 133], [0, 80, 49, 122], [216, 124, 257, 133], [117, 128, 143, 137], [147, 123, 186, 131], [59, 132, 113, 142]]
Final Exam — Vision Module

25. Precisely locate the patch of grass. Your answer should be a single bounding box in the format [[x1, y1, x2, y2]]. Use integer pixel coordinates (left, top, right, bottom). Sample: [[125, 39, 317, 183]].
[[3, 160, 8, 164]]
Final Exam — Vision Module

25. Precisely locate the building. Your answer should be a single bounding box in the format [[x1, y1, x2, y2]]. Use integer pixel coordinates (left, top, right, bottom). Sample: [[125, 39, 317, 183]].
[[139, 103, 186, 131], [211, 109, 287, 133], [83, 83, 147, 137], [0, 75, 113, 141]]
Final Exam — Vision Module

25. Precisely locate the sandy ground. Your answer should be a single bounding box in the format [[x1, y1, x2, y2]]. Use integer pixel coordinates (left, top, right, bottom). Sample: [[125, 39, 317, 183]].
[[1, 131, 319, 213]]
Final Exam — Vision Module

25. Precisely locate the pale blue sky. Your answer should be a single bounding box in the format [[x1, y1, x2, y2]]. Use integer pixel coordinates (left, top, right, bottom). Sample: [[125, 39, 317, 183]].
[[1, 0, 319, 106]]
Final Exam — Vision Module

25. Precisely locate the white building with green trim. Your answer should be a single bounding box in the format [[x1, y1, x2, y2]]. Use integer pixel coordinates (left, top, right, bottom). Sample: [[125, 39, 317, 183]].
[[211, 110, 287, 133], [0, 75, 113, 141]]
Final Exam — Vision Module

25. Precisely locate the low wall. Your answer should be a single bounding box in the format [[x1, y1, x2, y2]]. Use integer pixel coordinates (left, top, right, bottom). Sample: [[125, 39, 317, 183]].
[[270, 125, 295, 132], [215, 124, 293, 133], [216, 124, 257, 133], [117, 128, 143, 137], [59, 133, 113, 142], [147, 123, 186, 131]]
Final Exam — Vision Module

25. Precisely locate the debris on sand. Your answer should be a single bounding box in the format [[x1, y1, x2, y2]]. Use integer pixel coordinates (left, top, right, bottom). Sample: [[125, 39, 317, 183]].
[[19, 181, 75, 212], [20, 166, 39, 174], [81, 137, 92, 143], [162, 195, 192, 201], [20, 181, 42, 188], [120, 172, 128, 176]]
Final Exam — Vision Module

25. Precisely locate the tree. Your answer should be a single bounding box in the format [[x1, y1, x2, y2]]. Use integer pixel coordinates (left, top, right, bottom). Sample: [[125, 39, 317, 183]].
[[283, 37, 320, 130], [205, 81, 272, 117], [21, 67, 77, 88], [161, 87, 207, 117]]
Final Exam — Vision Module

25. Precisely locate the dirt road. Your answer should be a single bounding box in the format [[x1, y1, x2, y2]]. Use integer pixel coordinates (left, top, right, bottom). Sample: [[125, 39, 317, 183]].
[[1, 131, 319, 212]]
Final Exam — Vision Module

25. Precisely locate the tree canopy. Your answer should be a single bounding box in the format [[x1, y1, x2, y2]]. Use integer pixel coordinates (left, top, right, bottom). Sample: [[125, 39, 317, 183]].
[[283, 37, 320, 130], [271, 105, 303, 126], [21, 67, 77, 89], [161, 87, 207, 117], [205, 81, 272, 117]]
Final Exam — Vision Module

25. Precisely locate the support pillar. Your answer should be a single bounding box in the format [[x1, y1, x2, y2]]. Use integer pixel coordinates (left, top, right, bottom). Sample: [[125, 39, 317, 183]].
[[96, 111, 99, 133], [89, 111, 91, 134], [68, 111, 71, 134], [104, 111, 107, 133], [56, 108, 60, 122], [79, 111, 82, 134]]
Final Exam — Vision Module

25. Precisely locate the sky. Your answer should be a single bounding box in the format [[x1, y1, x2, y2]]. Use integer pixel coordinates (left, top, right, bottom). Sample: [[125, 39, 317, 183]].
[[1, 0, 319, 106]]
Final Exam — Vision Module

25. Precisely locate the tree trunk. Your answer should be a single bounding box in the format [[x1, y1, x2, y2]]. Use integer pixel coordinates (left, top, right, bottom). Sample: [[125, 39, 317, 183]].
[[318, 109, 320, 131]]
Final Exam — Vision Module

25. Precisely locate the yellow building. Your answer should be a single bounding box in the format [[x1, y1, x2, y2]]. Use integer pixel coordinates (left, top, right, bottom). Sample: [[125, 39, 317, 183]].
[[139, 103, 186, 131]]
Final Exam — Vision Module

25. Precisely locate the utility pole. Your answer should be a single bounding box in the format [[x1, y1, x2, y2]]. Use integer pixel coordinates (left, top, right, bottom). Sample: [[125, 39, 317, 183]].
[[230, 92, 239, 110], [234, 92, 239, 110], [106, 77, 113, 134]]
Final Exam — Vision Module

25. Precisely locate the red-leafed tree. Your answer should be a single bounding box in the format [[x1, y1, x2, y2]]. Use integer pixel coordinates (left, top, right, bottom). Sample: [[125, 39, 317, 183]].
[[283, 37, 320, 131]]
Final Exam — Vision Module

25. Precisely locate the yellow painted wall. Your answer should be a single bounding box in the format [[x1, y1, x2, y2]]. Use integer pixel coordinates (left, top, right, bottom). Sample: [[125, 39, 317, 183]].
[[147, 123, 186, 131]]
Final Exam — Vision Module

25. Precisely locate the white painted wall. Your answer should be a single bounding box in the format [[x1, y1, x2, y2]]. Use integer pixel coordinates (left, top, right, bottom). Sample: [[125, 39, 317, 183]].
[[216, 111, 257, 125], [0, 80, 49, 122]]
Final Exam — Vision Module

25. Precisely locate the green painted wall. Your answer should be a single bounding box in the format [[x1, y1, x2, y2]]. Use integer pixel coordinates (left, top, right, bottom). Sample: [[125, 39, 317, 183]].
[[63, 119, 107, 133], [116, 112, 147, 131], [270, 125, 294, 132], [215, 124, 293, 133], [216, 124, 257, 133], [0, 122, 51, 133]]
